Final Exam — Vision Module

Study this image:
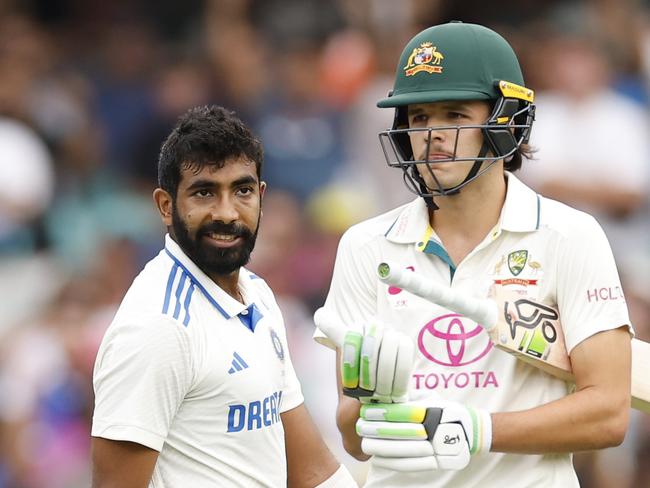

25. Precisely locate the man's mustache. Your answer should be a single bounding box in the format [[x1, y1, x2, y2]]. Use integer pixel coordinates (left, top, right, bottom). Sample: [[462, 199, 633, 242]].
[[198, 222, 252, 239]]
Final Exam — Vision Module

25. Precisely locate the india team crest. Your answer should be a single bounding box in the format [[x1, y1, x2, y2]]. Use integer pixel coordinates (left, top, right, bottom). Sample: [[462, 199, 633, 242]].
[[403, 42, 444, 76], [507, 250, 528, 276], [269, 328, 284, 361]]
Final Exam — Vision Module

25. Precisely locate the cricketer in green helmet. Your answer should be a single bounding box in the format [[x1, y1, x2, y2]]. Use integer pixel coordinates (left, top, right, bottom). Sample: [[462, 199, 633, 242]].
[[314, 20, 632, 488]]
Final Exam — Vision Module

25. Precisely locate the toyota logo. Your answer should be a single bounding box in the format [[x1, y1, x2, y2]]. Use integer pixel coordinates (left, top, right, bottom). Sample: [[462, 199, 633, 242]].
[[418, 313, 493, 367]]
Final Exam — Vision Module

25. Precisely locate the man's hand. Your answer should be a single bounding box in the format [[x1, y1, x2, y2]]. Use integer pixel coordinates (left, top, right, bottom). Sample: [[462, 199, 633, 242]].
[[314, 309, 414, 403], [356, 401, 492, 471]]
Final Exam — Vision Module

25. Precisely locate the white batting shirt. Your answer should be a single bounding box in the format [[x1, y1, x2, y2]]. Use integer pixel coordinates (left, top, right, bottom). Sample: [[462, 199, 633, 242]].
[[92, 235, 304, 487], [316, 173, 632, 488]]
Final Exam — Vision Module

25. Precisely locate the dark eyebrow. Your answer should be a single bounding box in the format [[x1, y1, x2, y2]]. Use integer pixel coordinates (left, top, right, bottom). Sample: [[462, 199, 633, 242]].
[[185, 175, 259, 193], [231, 175, 258, 187], [185, 179, 218, 192]]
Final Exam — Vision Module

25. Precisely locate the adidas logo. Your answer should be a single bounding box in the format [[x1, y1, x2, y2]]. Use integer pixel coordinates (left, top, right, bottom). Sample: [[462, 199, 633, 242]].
[[228, 352, 249, 374]]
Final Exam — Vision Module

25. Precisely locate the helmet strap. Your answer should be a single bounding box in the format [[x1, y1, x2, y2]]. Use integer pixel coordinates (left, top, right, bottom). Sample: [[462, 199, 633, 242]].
[[410, 166, 439, 210], [423, 194, 438, 210]]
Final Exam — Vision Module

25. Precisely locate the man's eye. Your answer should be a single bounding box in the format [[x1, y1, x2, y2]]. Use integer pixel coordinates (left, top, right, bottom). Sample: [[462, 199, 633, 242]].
[[411, 114, 428, 124], [194, 189, 212, 197], [237, 187, 253, 196], [449, 111, 467, 119]]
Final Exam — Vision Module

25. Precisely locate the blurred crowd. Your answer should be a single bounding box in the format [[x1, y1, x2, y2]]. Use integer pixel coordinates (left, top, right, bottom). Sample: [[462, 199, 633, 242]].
[[0, 0, 649, 486]]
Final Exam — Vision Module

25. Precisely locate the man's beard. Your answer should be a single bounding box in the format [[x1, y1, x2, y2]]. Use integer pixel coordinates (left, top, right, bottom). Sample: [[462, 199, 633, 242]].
[[171, 206, 259, 276]]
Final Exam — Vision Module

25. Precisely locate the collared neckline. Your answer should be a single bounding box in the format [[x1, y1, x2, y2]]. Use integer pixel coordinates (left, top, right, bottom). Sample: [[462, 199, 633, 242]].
[[499, 172, 541, 233], [164, 234, 249, 320], [384, 197, 430, 244]]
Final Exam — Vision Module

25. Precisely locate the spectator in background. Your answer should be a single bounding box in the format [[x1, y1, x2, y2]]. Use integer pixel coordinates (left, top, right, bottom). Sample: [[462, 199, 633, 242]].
[[129, 59, 215, 190], [203, 3, 274, 121], [0, 239, 140, 488], [253, 39, 348, 201], [522, 28, 650, 256], [0, 117, 54, 252], [333, 29, 414, 213], [91, 19, 159, 176]]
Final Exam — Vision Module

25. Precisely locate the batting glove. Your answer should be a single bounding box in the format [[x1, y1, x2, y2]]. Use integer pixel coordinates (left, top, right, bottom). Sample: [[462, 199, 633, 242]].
[[356, 401, 492, 471], [314, 309, 415, 403]]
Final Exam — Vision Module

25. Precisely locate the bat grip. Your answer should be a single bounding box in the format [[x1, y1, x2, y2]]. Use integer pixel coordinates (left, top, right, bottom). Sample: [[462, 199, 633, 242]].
[[377, 261, 499, 330]]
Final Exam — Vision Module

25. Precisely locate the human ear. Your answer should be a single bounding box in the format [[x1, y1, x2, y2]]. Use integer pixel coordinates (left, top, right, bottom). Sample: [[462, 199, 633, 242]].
[[153, 188, 173, 227]]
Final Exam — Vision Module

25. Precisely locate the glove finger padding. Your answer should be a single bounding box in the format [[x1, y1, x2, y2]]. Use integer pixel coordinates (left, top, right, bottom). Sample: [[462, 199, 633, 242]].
[[359, 323, 383, 392], [341, 322, 415, 402], [372, 455, 439, 472], [356, 418, 427, 440], [374, 329, 399, 403], [341, 331, 363, 391], [364, 437, 448, 473], [362, 438, 433, 457], [359, 402, 491, 471], [360, 403, 427, 422], [391, 334, 415, 402]]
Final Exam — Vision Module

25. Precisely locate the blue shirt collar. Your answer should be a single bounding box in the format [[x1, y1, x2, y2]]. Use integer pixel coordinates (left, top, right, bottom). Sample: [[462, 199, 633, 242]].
[[164, 234, 250, 319]]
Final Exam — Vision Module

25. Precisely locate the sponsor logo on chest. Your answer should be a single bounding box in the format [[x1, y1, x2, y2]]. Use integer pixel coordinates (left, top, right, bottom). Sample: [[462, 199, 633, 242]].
[[227, 391, 283, 433], [414, 313, 499, 391], [493, 249, 542, 285]]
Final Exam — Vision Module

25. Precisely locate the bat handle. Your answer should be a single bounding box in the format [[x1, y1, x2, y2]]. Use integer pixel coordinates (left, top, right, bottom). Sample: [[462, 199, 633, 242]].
[[377, 261, 499, 331], [313, 307, 346, 349]]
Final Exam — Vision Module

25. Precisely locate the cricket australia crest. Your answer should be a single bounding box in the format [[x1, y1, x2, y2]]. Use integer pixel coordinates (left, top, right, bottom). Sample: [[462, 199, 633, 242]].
[[492, 250, 543, 299], [507, 250, 528, 276]]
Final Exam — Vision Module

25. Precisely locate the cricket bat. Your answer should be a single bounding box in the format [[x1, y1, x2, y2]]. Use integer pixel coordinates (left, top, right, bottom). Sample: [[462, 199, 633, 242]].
[[377, 261, 650, 413]]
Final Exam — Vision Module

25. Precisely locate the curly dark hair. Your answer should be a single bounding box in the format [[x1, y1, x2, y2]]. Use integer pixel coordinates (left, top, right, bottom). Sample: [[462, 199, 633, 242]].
[[157, 105, 264, 198], [505, 143, 535, 172]]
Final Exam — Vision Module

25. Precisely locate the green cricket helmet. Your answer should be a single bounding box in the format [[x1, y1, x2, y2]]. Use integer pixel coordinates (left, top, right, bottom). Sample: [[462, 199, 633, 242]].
[[377, 21, 535, 204]]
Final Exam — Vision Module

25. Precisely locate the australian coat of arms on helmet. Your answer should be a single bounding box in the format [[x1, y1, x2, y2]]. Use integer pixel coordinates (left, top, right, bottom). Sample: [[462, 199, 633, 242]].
[[403, 42, 444, 76]]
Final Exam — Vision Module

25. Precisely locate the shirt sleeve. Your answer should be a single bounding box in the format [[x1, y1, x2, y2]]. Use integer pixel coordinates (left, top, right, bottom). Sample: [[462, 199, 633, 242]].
[[277, 331, 304, 414], [254, 279, 305, 413], [555, 214, 633, 352], [91, 314, 193, 451], [314, 227, 379, 349], [273, 307, 304, 414]]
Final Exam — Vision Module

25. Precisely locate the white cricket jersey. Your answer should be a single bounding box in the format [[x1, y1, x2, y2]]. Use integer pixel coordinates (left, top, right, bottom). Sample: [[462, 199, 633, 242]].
[[92, 235, 304, 487], [316, 173, 632, 488]]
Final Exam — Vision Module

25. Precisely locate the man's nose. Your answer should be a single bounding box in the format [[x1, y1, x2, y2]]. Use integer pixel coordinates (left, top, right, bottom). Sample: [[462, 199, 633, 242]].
[[424, 123, 447, 143], [210, 196, 239, 223]]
